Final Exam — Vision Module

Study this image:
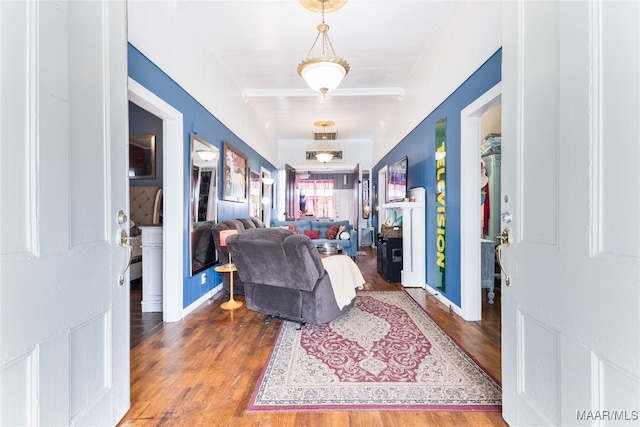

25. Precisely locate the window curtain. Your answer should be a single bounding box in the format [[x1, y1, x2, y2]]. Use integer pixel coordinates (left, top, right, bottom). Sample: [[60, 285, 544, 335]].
[[295, 179, 334, 219]]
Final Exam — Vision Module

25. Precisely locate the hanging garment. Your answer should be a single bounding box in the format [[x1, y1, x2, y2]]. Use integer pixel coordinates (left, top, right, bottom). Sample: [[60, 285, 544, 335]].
[[483, 183, 490, 236]]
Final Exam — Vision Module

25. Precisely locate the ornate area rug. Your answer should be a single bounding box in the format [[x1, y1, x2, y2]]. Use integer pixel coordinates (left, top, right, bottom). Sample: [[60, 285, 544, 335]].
[[248, 291, 501, 412]]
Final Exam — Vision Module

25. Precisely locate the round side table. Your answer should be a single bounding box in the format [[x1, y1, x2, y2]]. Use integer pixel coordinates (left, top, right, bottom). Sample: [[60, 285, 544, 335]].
[[214, 263, 243, 310]]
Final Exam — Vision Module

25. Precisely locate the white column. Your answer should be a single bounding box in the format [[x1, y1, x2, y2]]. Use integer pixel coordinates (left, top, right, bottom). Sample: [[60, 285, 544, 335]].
[[140, 226, 164, 312], [382, 187, 425, 288]]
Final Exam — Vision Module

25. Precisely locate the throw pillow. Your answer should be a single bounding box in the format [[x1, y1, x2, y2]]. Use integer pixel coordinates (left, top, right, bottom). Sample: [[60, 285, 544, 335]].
[[384, 210, 397, 227], [339, 230, 350, 240], [287, 224, 299, 234], [325, 224, 340, 240], [304, 229, 320, 239]]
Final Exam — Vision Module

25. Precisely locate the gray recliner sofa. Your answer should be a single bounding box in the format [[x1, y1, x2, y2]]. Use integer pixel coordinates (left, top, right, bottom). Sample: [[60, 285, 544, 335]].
[[226, 228, 354, 325], [192, 221, 216, 272]]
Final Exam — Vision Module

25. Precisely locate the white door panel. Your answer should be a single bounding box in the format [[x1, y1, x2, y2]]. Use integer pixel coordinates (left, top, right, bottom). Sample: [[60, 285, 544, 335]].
[[1, 1, 129, 425], [502, 1, 639, 425]]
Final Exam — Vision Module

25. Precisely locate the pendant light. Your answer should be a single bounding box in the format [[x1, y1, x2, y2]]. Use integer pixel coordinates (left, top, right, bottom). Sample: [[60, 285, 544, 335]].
[[297, 0, 350, 98], [312, 120, 337, 163]]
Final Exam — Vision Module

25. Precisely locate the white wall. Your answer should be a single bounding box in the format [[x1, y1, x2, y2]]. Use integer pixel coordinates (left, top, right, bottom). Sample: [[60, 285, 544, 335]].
[[278, 139, 373, 172], [127, 1, 277, 165], [375, 1, 502, 161], [127, 1, 501, 169]]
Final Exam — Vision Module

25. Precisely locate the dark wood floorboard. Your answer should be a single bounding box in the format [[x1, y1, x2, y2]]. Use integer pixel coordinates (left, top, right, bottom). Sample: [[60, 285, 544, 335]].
[[130, 279, 163, 349], [121, 248, 506, 427]]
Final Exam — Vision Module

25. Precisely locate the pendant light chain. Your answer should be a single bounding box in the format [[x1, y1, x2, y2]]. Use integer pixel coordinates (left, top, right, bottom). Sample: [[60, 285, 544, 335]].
[[320, 1, 327, 56]]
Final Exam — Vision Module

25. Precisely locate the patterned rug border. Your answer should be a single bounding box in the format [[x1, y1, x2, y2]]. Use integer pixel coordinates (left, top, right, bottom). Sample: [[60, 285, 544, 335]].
[[403, 291, 503, 389], [247, 290, 502, 413]]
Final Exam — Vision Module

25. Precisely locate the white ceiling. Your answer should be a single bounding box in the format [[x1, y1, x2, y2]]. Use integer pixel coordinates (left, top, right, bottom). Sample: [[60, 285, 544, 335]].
[[181, 0, 456, 147]]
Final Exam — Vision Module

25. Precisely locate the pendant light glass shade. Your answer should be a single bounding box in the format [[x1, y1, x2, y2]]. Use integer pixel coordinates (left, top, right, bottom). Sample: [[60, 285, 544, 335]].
[[297, 4, 349, 97], [299, 60, 348, 97], [315, 151, 334, 163], [196, 149, 217, 161]]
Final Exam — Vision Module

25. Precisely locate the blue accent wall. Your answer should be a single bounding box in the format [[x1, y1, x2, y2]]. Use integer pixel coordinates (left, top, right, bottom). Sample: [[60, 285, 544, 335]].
[[373, 49, 502, 307], [128, 44, 278, 308]]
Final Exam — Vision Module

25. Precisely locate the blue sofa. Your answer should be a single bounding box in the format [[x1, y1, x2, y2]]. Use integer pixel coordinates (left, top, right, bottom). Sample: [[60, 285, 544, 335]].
[[271, 219, 358, 259]]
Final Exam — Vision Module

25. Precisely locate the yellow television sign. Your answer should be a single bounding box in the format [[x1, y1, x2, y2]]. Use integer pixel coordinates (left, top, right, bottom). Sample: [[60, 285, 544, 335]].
[[435, 117, 446, 290]]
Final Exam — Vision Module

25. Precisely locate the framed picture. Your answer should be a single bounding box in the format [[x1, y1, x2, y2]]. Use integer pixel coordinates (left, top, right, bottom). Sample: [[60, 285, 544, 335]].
[[223, 141, 248, 202], [305, 147, 344, 163], [129, 134, 156, 179]]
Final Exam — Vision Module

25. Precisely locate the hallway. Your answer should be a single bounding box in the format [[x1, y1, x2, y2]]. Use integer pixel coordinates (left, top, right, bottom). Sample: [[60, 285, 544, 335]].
[[122, 248, 504, 426]]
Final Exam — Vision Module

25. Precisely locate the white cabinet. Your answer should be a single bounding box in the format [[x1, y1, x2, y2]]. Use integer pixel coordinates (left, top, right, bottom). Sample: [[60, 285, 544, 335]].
[[360, 226, 375, 248], [381, 187, 425, 288], [139, 226, 163, 312]]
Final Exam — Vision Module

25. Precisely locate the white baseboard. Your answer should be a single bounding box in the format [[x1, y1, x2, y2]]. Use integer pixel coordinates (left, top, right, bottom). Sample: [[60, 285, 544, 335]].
[[141, 300, 162, 312], [182, 283, 223, 317], [424, 283, 462, 316]]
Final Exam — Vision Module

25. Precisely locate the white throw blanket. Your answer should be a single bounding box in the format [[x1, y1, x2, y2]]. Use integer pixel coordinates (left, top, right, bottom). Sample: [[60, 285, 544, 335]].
[[321, 255, 366, 310]]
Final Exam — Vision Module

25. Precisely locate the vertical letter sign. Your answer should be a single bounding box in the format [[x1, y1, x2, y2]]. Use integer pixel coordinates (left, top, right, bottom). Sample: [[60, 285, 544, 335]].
[[435, 117, 447, 290]]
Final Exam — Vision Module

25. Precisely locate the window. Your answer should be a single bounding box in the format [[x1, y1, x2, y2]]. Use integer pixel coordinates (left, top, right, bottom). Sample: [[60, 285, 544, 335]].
[[296, 179, 334, 219]]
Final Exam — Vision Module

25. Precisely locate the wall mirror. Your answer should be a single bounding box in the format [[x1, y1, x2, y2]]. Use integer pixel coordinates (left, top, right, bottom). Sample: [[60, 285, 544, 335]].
[[129, 134, 156, 179], [190, 133, 219, 275], [249, 169, 261, 218]]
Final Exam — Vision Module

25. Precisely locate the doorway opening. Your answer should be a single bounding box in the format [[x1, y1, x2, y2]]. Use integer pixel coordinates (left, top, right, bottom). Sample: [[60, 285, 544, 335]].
[[128, 102, 164, 347], [460, 82, 502, 322], [128, 78, 185, 330], [283, 167, 360, 226]]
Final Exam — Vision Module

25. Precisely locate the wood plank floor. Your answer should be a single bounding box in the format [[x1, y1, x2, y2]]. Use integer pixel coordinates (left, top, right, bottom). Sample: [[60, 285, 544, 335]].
[[120, 248, 506, 427], [130, 279, 163, 349]]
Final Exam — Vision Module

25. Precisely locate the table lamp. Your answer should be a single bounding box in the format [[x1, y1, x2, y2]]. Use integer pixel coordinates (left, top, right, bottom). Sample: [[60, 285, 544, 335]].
[[319, 197, 328, 217], [219, 229, 238, 266], [217, 229, 242, 309], [363, 205, 371, 227]]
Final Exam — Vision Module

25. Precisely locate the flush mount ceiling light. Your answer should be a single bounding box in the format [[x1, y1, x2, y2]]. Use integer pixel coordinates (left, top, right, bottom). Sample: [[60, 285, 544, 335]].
[[312, 120, 337, 163], [297, 0, 350, 98], [299, 0, 346, 13]]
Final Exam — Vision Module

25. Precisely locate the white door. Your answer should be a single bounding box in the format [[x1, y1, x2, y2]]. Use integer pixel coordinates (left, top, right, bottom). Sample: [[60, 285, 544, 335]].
[[1, 1, 130, 425], [501, 1, 639, 425], [261, 168, 273, 226]]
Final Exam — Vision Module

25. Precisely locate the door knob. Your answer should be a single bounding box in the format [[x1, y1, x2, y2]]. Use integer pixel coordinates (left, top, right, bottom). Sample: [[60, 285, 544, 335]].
[[500, 211, 512, 223], [117, 210, 128, 225], [495, 227, 512, 286]]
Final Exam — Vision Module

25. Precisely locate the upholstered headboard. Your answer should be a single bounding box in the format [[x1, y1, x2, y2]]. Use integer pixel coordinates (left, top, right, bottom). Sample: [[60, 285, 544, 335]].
[[130, 186, 163, 226]]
